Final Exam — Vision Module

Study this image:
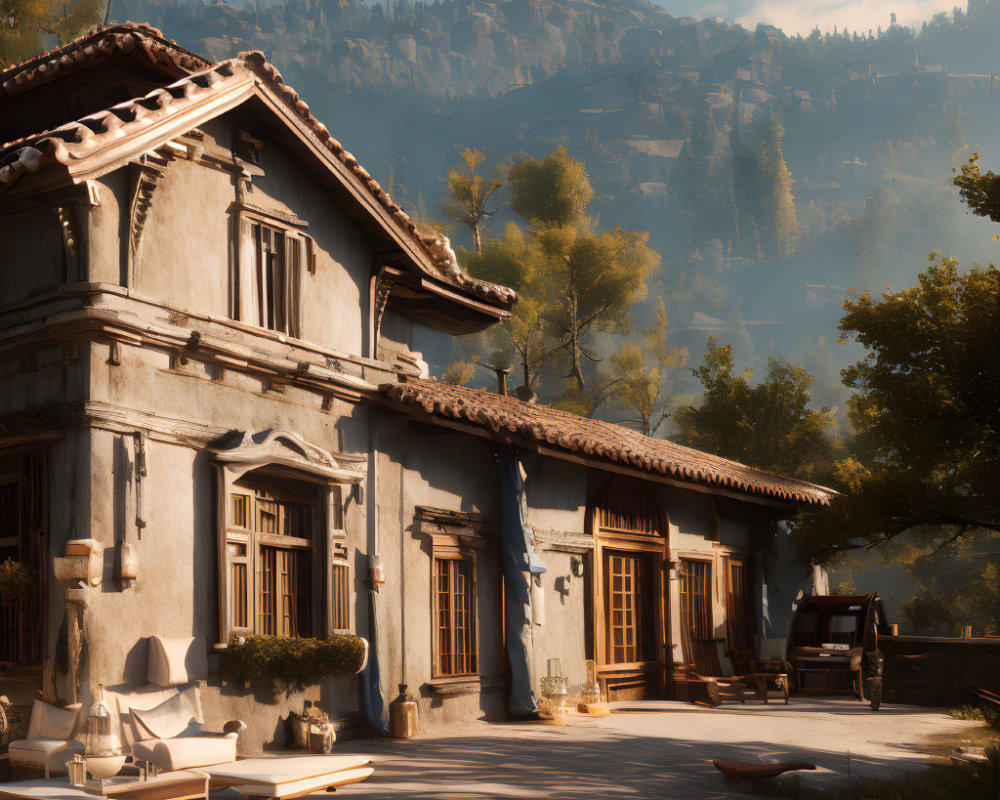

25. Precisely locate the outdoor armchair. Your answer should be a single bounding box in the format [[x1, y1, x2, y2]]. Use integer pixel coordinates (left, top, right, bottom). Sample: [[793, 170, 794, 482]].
[[7, 697, 84, 779]]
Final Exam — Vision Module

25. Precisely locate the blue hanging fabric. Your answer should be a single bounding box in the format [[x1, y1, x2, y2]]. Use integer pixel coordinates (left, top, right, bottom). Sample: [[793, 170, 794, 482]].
[[361, 590, 387, 734], [497, 446, 545, 717]]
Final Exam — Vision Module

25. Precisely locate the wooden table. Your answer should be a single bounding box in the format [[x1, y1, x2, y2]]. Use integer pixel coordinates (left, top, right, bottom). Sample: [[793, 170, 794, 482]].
[[0, 770, 208, 800], [736, 672, 790, 704]]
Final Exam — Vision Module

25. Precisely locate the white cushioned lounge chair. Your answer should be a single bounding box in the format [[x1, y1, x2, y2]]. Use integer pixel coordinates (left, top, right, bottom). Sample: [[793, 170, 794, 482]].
[[103, 635, 246, 772], [7, 699, 84, 779]]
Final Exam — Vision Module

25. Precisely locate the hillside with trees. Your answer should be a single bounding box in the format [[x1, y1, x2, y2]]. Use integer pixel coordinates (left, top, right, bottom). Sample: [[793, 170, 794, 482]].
[[110, 0, 1000, 418]]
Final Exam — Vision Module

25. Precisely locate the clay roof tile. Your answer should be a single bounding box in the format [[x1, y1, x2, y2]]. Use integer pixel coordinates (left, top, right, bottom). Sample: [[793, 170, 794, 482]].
[[381, 377, 835, 507]]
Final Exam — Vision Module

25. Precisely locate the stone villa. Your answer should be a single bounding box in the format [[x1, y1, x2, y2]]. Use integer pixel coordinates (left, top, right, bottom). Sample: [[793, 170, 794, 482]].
[[0, 24, 833, 751]]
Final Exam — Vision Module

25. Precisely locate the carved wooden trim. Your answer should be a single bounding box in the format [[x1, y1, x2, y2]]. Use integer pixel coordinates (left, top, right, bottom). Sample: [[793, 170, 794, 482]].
[[414, 505, 497, 549], [372, 266, 396, 349], [126, 157, 167, 288], [532, 527, 594, 553]]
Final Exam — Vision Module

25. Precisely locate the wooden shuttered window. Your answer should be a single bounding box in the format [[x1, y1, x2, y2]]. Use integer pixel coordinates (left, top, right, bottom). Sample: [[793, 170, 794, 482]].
[[433, 555, 477, 677], [724, 557, 753, 657], [233, 214, 307, 338], [597, 482, 662, 536], [223, 482, 316, 639], [328, 486, 352, 632], [679, 558, 718, 675]]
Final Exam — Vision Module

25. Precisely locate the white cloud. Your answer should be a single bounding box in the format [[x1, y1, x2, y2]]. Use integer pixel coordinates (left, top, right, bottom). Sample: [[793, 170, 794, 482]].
[[730, 0, 957, 35]]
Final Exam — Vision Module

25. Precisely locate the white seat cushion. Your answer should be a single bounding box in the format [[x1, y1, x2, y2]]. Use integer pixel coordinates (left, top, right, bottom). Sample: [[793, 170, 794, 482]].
[[205, 755, 373, 794], [134, 734, 238, 771], [129, 686, 204, 740], [146, 636, 207, 687], [26, 700, 82, 740], [8, 738, 84, 775]]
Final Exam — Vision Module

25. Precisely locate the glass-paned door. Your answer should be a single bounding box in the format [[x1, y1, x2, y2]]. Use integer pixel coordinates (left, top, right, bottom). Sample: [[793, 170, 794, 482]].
[[604, 550, 654, 664]]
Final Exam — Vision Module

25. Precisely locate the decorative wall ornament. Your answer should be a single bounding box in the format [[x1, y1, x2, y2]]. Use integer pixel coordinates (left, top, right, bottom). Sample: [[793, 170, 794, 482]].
[[126, 157, 167, 287], [52, 205, 80, 281], [210, 429, 366, 484], [372, 267, 395, 352]]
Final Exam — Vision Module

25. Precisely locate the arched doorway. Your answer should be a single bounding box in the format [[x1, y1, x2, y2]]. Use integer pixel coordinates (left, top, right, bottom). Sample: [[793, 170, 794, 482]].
[[590, 480, 668, 701]]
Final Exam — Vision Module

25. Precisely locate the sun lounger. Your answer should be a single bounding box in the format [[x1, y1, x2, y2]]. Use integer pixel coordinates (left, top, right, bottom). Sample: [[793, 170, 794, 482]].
[[202, 755, 373, 799]]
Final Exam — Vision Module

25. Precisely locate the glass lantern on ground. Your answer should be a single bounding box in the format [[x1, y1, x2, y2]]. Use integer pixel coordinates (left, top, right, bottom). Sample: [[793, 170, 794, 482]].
[[84, 685, 126, 780]]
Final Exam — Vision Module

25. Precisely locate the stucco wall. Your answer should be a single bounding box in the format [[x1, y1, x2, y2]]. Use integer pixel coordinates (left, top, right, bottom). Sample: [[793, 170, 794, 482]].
[[85, 114, 374, 355], [0, 206, 67, 304], [376, 420, 506, 728]]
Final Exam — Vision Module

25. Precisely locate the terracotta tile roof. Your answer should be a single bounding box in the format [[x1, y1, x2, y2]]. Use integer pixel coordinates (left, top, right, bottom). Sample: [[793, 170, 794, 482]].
[[0, 30, 514, 308], [382, 377, 835, 506], [1, 23, 208, 100]]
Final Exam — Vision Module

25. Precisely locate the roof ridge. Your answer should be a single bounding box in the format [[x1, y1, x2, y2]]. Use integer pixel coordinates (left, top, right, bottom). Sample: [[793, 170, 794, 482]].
[[0, 42, 515, 308], [1, 22, 211, 100]]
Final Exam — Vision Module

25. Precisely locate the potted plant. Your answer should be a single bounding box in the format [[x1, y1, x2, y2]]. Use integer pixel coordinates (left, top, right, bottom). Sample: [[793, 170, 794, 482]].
[[220, 633, 368, 699]]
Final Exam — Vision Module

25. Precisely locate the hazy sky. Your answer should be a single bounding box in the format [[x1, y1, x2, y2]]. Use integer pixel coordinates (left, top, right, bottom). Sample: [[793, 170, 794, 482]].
[[661, 0, 962, 35]]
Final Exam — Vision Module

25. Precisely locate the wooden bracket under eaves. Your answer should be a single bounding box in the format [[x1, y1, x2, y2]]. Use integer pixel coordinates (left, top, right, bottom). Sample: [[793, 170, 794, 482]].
[[126, 154, 168, 289]]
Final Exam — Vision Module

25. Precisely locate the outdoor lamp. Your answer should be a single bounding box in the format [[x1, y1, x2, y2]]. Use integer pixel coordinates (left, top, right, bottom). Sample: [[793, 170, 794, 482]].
[[84, 685, 126, 781]]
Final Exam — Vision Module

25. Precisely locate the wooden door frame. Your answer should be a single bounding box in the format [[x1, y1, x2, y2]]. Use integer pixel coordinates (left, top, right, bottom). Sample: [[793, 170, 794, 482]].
[[588, 481, 670, 698]]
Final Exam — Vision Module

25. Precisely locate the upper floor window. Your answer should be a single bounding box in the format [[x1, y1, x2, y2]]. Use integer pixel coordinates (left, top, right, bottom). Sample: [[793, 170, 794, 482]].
[[234, 211, 311, 337]]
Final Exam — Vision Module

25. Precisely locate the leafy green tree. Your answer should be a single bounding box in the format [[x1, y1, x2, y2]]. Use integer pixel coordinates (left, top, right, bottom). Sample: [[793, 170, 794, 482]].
[[441, 147, 503, 255], [605, 297, 689, 436], [507, 145, 592, 227], [465, 147, 658, 395], [731, 116, 800, 259], [674, 337, 840, 482], [1, 0, 101, 65], [796, 256, 1000, 562], [953, 152, 1000, 223], [461, 223, 559, 391]]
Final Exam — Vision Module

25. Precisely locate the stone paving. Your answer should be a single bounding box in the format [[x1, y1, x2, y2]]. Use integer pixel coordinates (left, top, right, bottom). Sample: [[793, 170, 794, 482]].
[[314, 698, 980, 799]]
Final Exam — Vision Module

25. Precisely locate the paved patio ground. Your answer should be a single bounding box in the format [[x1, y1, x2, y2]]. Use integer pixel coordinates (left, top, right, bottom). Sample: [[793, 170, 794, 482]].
[[314, 699, 979, 799]]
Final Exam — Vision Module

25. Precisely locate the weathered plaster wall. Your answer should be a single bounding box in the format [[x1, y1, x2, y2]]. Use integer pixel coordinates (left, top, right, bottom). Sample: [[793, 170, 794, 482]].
[[0, 206, 67, 304], [86, 113, 374, 355], [525, 457, 589, 690], [373, 419, 506, 730], [57, 340, 374, 752]]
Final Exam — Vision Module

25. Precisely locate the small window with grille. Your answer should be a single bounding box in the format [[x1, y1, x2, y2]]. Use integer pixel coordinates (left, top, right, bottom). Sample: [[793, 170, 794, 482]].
[[433, 554, 477, 677]]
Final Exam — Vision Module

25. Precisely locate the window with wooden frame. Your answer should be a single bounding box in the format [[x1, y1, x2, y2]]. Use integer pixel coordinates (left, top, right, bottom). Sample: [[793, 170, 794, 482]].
[[0, 450, 47, 665], [604, 549, 654, 664], [679, 558, 717, 675], [328, 485, 352, 632], [434, 553, 477, 677], [224, 475, 332, 638], [724, 556, 753, 657], [233, 211, 311, 337], [414, 507, 494, 680]]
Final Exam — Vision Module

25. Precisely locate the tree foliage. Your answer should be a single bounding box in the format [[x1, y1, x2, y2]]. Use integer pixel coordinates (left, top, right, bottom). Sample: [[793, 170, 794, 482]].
[[605, 297, 689, 437], [796, 257, 1000, 562], [0, 0, 102, 65], [674, 337, 840, 482], [953, 152, 1000, 223], [462, 146, 658, 397], [440, 147, 502, 255]]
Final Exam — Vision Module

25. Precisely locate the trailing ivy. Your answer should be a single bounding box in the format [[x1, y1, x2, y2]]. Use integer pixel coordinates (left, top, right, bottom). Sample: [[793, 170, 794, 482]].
[[0, 560, 36, 607], [220, 633, 367, 690]]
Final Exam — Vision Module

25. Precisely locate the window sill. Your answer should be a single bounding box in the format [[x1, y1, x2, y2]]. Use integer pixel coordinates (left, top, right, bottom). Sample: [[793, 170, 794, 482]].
[[425, 675, 503, 696]]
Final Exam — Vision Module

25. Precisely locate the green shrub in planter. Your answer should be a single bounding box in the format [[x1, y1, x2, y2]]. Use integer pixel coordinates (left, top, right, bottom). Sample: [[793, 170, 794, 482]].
[[0, 560, 35, 607], [220, 633, 367, 691]]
